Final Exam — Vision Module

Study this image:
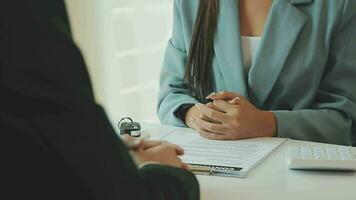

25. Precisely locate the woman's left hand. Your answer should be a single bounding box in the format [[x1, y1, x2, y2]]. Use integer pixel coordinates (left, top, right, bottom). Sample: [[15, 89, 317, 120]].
[[192, 93, 277, 140]]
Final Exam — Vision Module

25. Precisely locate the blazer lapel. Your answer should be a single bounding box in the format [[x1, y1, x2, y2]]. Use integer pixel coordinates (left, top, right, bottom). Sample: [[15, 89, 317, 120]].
[[213, 0, 248, 99], [248, 0, 310, 107]]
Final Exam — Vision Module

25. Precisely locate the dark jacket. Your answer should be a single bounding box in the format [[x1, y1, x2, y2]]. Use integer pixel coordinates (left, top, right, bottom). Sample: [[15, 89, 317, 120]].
[[0, 0, 199, 199]]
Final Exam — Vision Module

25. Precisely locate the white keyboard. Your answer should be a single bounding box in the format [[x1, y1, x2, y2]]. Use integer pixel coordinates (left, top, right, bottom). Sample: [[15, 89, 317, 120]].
[[286, 146, 356, 171]]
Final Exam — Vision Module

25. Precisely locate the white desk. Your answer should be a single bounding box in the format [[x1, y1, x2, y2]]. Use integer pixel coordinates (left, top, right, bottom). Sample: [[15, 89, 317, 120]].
[[142, 123, 356, 200]]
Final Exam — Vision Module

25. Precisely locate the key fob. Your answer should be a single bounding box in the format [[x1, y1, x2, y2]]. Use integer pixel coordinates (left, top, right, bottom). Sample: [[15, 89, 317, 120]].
[[119, 121, 141, 137]]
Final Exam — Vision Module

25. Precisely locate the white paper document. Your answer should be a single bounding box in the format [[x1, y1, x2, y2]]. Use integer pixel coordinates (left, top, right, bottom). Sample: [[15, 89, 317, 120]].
[[161, 130, 286, 178]]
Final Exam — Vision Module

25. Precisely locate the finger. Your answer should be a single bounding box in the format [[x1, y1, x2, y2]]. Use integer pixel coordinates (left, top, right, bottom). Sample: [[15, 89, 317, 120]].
[[196, 103, 227, 123], [173, 144, 185, 155], [188, 117, 204, 131], [182, 163, 189, 170], [162, 142, 185, 156], [228, 96, 245, 105], [206, 102, 218, 109], [206, 102, 226, 115], [199, 113, 221, 124], [194, 118, 228, 134], [190, 117, 212, 133], [206, 91, 241, 100], [141, 140, 163, 150], [176, 157, 188, 170], [121, 135, 144, 150], [199, 130, 227, 140], [213, 100, 236, 113], [121, 134, 134, 143]]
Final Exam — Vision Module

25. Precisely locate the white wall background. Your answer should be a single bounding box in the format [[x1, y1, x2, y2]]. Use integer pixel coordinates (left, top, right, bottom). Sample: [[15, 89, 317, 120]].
[[65, 0, 173, 128]]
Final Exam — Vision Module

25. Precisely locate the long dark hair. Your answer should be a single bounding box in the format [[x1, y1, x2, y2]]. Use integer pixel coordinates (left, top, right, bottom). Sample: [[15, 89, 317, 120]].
[[184, 0, 218, 103]]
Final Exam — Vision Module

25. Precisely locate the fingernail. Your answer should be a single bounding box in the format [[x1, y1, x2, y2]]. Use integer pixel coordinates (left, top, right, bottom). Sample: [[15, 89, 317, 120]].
[[133, 139, 143, 146]]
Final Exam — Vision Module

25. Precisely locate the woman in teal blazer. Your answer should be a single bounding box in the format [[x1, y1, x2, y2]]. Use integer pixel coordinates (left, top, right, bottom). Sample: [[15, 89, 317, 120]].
[[157, 0, 356, 146]]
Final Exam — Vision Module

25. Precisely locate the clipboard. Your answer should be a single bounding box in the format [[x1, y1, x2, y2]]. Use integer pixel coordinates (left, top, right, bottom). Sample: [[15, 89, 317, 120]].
[[162, 130, 287, 178]]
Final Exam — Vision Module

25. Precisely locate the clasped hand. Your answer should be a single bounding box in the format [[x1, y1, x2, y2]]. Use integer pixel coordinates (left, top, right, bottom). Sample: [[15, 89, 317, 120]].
[[121, 135, 189, 170], [185, 91, 277, 140]]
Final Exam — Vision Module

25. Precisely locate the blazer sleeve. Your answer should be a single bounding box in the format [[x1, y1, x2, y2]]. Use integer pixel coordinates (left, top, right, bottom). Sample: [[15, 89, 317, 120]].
[[157, 0, 199, 127], [0, 0, 199, 199], [32, 106, 199, 200], [273, 1, 356, 146]]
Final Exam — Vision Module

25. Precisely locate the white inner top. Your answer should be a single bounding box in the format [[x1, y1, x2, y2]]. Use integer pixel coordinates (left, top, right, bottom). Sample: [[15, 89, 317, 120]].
[[241, 36, 262, 75]]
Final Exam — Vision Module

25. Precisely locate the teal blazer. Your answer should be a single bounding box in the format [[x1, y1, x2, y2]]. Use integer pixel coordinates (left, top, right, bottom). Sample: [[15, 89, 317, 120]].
[[158, 0, 356, 146]]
